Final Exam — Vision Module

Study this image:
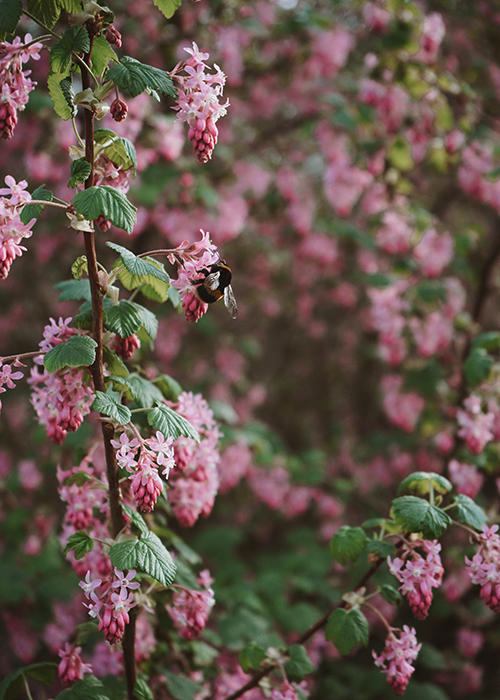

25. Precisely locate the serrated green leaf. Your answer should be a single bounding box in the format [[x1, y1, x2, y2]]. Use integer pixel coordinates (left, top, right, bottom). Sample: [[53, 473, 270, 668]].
[[464, 348, 493, 387], [155, 374, 183, 401], [133, 678, 153, 700], [284, 644, 315, 682], [366, 539, 396, 559], [168, 284, 182, 309], [72, 255, 88, 280], [471, 331, 500, 351], [130, 302, 158, 341], [398, 471, 452, 496], [106, 56, 177, 99], [55, 279, 91, 303], [452, 494, 488, 530], [109, 532, 176, 586], [68, 157, 92, 188], [391, 496, 452, 538], [63, 470, 94, 486], [19, 186, 53, 224], [0, 662, 58, 700], [0, 0, 22, 35], [151, 0, 182, 19], [43, 335, 97, 373], [122, 504, 149, 536], [107, 242, 170, 284], [330, 526, 367, 566], [103, 346, 129, 378], [239, 643, 266, 673], [105, 300, 142, 338], [63, 530, 94, 559], [163, 671, 202, 700], [91, 391, 132, 425], [59, 0, 84, 11], [147, 404, 200, 442], [54, 674, 111, 700], [72, 186, 137, 234], [47, 73, 77, 120], [325, 608, 369, 655], [379, 583, 402, 606], [91, 35, 119, 77], [125, 375, 163, 408], [94, 130, 137, 176], [27, 0, 61, 29], [50, 25, 90, 74]]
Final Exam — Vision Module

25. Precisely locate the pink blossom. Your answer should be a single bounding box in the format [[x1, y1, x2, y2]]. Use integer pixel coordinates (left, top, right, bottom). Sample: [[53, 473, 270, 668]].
[[58, 644, 92, 686], [388, 540, 444, 619], [109, 333, 140, 360], [413, 229, 454, 277], [373, 625, 421, 696], [456, 628, 484, 658], [363, 2, 392, 32], [218, 441, 253, 493], [457, 396, 495, 455], [465, 525, 500, 613], [376, 210, 413, 254], [414, 13, 446, 64], [359, 79, 410, 132], [448, 460, 484, 498], [382, 375, 425, 433], [410, 310, 453, 357], [0, 34, 42, 139], [167, 570, 215, 639], [80, 568, 138, 645], [322, 132, 373, 217], [130, 450, 163, 512]]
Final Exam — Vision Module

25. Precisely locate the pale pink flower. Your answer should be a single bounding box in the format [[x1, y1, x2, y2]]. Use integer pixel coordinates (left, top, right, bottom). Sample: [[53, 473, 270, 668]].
[[58, 644, 92, 686], [448, 459, 484, 498], [465, 525, 500, 613], [388, 540, 444, 619], [376, 210, 413, 254], [414, 13, 446, 64], [457, 628, 484, 658], [381, 375, 425, 433], [457, 396, 495, 455], [373, 625, 421, 696], [167, 569, 215, 639], [413, 229, 454, 277]]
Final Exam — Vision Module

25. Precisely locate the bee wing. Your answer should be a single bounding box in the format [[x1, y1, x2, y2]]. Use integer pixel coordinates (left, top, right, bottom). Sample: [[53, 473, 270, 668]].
[[204, 271, 221, 291], [224, 284, 238, 319]]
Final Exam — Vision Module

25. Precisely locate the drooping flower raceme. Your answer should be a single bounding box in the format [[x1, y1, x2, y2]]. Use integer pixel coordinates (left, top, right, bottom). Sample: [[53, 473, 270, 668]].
[[173, 42, 230, 163], [0, 175, 36, 279], [0, 34, 43, 140], [388, 540, 444, 620], [465, 524, 500, 613], [373, 625, 421, 696], [58, 643, 93, 686], [0, 357, 24, 413], [167, 569, 215, 639]]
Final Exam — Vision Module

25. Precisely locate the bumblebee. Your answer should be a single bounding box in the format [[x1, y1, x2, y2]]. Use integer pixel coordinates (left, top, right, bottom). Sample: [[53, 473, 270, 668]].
[[195, 261, 238, 319]]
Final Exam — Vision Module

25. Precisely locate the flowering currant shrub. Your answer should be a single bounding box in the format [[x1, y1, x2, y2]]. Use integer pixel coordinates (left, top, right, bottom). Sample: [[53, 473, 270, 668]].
[[3, 1, 500, 699]]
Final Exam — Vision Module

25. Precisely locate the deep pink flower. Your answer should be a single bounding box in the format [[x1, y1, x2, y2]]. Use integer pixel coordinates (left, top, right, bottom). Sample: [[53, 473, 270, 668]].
[[373, 625, 421, 696]]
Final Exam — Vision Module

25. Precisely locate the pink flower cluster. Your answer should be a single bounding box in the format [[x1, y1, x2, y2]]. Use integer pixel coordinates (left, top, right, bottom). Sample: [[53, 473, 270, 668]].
[[457, 395, 495, 455], [79, 568, 139, 645], [170, 229, 220, 323], [111, 429, 175, 513], [58, 643, 92, 686], [359, 79, 410, 132], [388, 540, 444, 620], [448, 459, 484, 499], [465, 525, 500, 613], [0, 356, 24, 413], [173, 42, 230, 163], [0, 175, 36, 279], [373, 625, 421, 696], [381, 375, 425, 433], [0, 34, 42, 140], [167, 569, 215, 639], [168, 391, 221, 527], [29, 318, 95, 444]]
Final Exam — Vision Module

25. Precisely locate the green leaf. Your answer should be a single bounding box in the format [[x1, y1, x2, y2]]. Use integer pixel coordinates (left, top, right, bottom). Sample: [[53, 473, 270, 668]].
[[104, 300, 142, 338], [106, 56, 178, 99], [164, 671, 202, 700], [91, 391, 132, 425], [147, 404, 200, 442], [366, 539, 396, 559], [415, 281, 446, 303], [155, 374, 183, 401], [398, 471, 452, 496], [471, 331, 500, 351], [325, 608, 369, 656], [103, 346, 129, 378], [91, 35, 119, 77], [0, 663, 58, 700], [68, 157, 92, 188], [55, 279, 91, 303], [63, 470, 94, 486], [284, 644, 315, 682], [130, 302, 158, 341], [379, 583, 402, 606], [239, 643, 266, 673], [47, 74, 77, 120], [122, 504, 149, 537], [107, 242, 170, 284], [452, 494, 488, 530], [26, 0, 61, 29], [72, 186, 137, 234], [404, 360, 444, 399], [50, 25, 90, 74], [391, 496, 452, 538], [62, 530, 94, 559], [167, 284, 182, 308], [54, 674, 111, 700], [151, 0, 182, 19], [0, 0, 22, 36], [43, 335, 97, 373], [133, 678, 153, 700], [109, 532, 176, 587], [388, 135, 414, 171], [94, 130, 137, 175], [464, 348, 493, 387], [59, 0, 85, 11], [72, 255, 88, 280], [330, 526, 367, 566], [123, 375, 163, 408], [20, 185, 53, 225]]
